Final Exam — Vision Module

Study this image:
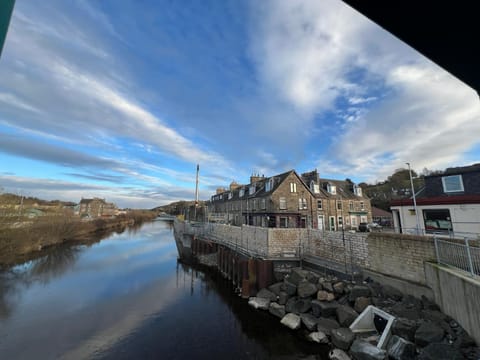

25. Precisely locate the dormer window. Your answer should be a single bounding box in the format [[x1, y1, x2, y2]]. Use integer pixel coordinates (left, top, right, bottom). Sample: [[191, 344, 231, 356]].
[[239, 188, 245, 197], [442, 175, 464, 193], [249, 184, 256, 195], [310, 180, 320, 193], [327, 183, 336, 195], [228, 192, 233, 200], [353, 185, 362, 197], [265, 178, 274, 192]]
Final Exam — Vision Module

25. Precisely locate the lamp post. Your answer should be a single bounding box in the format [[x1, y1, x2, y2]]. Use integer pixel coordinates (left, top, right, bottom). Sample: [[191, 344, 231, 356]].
[[406, 162, 421, 235]]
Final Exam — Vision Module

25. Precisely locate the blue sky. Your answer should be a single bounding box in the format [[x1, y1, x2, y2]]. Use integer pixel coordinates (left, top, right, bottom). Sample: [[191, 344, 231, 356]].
[[1, 0, 479, 208]]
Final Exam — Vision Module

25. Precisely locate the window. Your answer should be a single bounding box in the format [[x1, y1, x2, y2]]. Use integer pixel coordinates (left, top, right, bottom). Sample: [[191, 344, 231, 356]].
[[337, 201, 342, 210], [239, 188, 244, 197], [298, 198, 307, 210], [317, 200, 322, 210], [279, 197, 287, 210], [423, 209, 452, 233], [351, 217, 357, 226], [265, 178, 274, 192], [354, 185, 362, 197], [228, 192, 233, 200], [290, 182, 297, 193], [249, 184, 256, 195], [327, 183, 336, 195], [349, 201, 354, 211], [280, 217, 288, 228], [360, 201, 364, 210], [442, 175, 464, 193], [338, 216, 343, 226], [261, 198, 266, 210], [252, 199, 257, 210]]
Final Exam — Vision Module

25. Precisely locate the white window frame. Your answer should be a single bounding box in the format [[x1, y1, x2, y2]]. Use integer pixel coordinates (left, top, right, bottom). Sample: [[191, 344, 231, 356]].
[[290, 182, 297, 193], [261, 198, 266, 210], [317, 200, 322, 210], [337, 201, 342, 211], [328, 184, 336, 195], [442, 175, 464, 193], [279, 197, 287, 210], [239, 188, 244, 197], [298, 198, 307, 210], [360, 201, 364, 210], [249, 184, 256, 195], [265, 178, 273, 192]]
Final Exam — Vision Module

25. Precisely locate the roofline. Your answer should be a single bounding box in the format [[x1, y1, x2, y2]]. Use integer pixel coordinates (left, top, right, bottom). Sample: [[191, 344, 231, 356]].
[[391, 194, 480, 207]]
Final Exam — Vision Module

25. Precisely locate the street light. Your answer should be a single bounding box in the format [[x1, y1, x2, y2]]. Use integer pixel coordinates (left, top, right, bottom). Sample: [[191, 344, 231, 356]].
[[406, 162, 421, 235]]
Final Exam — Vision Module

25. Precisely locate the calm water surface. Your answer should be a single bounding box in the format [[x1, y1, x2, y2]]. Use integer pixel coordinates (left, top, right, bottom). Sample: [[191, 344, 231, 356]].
[[0, 220, 327, 359]]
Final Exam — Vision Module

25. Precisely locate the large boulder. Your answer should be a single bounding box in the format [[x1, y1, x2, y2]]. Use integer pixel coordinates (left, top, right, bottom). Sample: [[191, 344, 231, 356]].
[[298, 280, 318, 298], [354, 297, 371, 313], [278, 291, 290, 305], [350, 339, 387, 360], [333, 281, 345, 295], [330, 327, 355, 351], [417, 343, 464, 360], [392, 318, 418, 342], [268, 282, 284, 296], [329, 348, 351, 360], [269, 302, 286, 318], [283, 280, 297, 296], [285, 296, 312, 314], [421, 295, 440, 311], [387, 335, 416, 360], [391, 302, 422, 320], [336, 305, 359, 327], [248, 297, 270, 310], [322, 281, 334, 292], [306, 271, 320, 284], [311, 300, 339, 317], [317, 290, 335, 302], [288, 268, 309, 286], [348, 285, 371, 302], [415, 322, 445, 347], [382, 285, 403, 301], [256, 288, 277, 302], [281, 313, 301, 330], [301, 313, 319, 331], [317, 317, 340, 336], [307, 331, 329, 344]]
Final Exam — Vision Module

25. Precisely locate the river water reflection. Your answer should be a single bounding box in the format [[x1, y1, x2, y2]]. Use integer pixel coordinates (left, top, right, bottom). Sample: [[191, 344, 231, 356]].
[[0, 220, 326, 359]]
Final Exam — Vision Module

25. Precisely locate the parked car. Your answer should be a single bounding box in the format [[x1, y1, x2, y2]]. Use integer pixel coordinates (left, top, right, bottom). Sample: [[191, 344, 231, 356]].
[[358, 222, 382, 232]]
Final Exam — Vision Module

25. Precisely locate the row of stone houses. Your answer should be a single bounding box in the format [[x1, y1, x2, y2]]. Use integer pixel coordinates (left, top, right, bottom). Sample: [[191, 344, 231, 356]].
[[208, 169, 372, 230], [78, 198, 118, 218]]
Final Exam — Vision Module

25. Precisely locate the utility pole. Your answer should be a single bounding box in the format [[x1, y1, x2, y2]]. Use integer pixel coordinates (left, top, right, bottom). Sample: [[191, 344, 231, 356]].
[[406, 162, 421, 235]]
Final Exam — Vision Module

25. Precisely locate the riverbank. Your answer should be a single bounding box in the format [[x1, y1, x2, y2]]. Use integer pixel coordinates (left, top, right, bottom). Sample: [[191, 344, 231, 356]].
[[0, 210, 157, 268]]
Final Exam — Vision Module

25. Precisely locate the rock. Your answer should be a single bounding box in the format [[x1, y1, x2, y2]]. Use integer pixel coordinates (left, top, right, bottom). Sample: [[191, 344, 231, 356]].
[[280, 313, 301, 330], [454, 329, 476, 348], [269, 302, 286, 318], [248, 297, 270, 310], [330, 327, 355, 350], [283, 280, 297, 296], [278, 291, 290, 305], [417, 343, 464, 360], [354, 297, 371, 313], [298, 280, 318, 298], [306, 271, 320, 284], [307, 331, 329, 344], [329, 348, 351, 360], [317, 290, 331, 301], [311, 300, 339, 317], [422, 309, 448, 324], [285, 296, 311, 314], [333, 281, 345, 294], [415, 322, 445, 347], [421, 295, 440, 311], [322, 281, 334, 292], [391, 302, 422, 320], [367, 282, 383, 298], [350, 339, 387, 360], [402, 294, 423, 310], [382, 285, 403, 301], [274, 270, 287, 282], [317, 317, 340, 335], [349, 285, 371, 302], [268, 282, 284, 296], [392, 318, 418, 342], [257, 288, 277, 302], [301, 313, 319, 331], [288, 268, 308, 286], [336, 305, 359, 327], [387, 335, 416, 360]]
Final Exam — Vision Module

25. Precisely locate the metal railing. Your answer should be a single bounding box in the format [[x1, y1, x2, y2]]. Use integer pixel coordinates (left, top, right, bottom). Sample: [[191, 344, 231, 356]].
[[434, 236, 480, 276]]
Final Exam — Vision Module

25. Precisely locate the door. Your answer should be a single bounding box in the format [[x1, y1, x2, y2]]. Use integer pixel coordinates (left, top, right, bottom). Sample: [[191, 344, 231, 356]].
[[317, 215, 324, 230], [329, 216, 336, 231]]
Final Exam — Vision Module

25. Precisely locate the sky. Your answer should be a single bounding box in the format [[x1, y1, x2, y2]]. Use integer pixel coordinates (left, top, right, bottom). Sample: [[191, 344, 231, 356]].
[[0, 0, 479, 209]]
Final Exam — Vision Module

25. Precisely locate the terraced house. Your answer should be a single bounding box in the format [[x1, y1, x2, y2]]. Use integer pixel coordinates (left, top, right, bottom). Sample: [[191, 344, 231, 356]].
[[209, 169, 372, 230]]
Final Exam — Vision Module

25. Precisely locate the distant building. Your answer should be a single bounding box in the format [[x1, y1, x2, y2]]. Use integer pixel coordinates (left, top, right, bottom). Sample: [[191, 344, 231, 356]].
[[371, 206, 393, 227], [390, 163, 480, 236], [79, 198, 117, 218]]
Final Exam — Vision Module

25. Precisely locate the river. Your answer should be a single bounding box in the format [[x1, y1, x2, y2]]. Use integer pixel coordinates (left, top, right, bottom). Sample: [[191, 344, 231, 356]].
[[0, 220, 327, 359]]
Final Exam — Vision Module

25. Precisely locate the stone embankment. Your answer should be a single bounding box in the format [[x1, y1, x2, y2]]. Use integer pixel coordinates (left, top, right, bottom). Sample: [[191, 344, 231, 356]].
[[246, 268, 479, 360]]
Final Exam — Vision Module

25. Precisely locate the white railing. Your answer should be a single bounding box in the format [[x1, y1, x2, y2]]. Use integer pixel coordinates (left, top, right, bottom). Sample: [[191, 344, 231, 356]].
[[434, 236, 480, 277]]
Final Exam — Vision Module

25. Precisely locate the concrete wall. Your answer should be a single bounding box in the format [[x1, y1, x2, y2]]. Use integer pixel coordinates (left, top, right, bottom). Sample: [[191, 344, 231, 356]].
[[425, 262, 480, 344], [365, 232, 436, 285]]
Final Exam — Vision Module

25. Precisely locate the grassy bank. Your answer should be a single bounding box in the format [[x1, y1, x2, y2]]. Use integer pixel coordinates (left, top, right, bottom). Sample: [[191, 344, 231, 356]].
[[0, 210, 157, 267]]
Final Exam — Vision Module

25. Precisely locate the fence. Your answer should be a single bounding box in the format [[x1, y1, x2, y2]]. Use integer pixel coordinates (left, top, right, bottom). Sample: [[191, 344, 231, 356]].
[[434, 236, 480, 276]]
